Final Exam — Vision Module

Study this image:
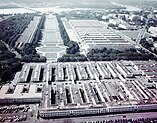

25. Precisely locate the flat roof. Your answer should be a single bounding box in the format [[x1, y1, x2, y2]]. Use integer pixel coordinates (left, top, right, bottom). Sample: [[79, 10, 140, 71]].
[[67, 19, 135, 50], [2, 60, 157, 110], [0, 84, 42, 99]]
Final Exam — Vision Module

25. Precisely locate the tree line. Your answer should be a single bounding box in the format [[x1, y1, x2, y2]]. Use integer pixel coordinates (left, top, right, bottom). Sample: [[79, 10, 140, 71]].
[[140, 37, 157, 55], [58, 47, 156, 62], [0, 13, 47, 63], [0, 41, 23, 84], [15, 14, 47, 62], [87, 47, 155, 61], [58, 53, 87, 62], [57, 15, 80, 54], [0, 13, 47, 83], [0, 13, 34, 48]]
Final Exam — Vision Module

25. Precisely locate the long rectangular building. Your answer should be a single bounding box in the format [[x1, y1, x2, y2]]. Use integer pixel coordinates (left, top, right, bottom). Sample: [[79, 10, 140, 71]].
[[1, 61, 157, 117], [63, 19, 135, 53], [0, 84, 42, 104]]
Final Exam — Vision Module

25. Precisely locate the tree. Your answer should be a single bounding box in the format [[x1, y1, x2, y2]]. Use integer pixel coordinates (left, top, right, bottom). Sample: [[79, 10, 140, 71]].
[[1, 70, 12, 82]]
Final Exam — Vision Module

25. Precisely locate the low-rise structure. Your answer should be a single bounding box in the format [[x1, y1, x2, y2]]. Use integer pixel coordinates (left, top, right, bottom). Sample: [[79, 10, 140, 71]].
[[1, 61, 157, 117], [0, 84, 42, 104], [63, 19, 136, 54], [148, 26, 157, 37]]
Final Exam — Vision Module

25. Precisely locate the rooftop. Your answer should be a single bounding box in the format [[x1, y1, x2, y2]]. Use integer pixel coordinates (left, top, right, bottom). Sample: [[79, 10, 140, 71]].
[[65, 19, 135, 52], [1, 60, 157, 110]]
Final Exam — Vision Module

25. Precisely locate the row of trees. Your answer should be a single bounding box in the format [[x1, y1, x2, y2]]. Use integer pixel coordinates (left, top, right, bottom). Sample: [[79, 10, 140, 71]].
[[17, 14, 47, 63], [140, 37, 157, 55], [140, 38, 154, 50], [0, 13, 47, 63], [57, 15, 80, 54], [0, 41, 23, 83], [0, 14, 30, 83], [66, 41, 80, 54], [58, 53, 87, 62], [0, 13, 35, 48], [16, 43, 46, 62], [58, 47, 156, 62], [32, 14, 45, 45], [87, 48, 155, 61], [0, 14, 46, 83]]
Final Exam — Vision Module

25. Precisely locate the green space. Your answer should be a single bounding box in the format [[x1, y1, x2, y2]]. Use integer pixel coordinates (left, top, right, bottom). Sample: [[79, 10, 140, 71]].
[[0, 13, 46, 63], [119, 30, 152, 42], [58, 47, 156, 62], [0, 41, 22, 83], [119, 30, 140, 40]]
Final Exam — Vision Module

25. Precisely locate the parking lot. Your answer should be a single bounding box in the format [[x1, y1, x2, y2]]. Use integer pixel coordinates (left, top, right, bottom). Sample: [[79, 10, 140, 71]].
[[0, 105, 33, 123]]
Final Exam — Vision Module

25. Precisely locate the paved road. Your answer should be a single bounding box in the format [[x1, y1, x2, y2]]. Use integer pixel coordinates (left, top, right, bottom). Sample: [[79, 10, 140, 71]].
[[139, 44, 157, 58], [37, 112, 157, 123]]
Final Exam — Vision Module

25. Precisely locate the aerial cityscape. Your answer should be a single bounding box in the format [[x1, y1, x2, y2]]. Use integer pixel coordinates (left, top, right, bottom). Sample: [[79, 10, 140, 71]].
[[1, 0, 157, 123]]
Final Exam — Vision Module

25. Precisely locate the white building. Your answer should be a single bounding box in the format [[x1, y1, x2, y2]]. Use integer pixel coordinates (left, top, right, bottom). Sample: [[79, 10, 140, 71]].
[[148, 26, 157, 37], [0, 84, 42, 104], [64, 19, 135, 53]]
